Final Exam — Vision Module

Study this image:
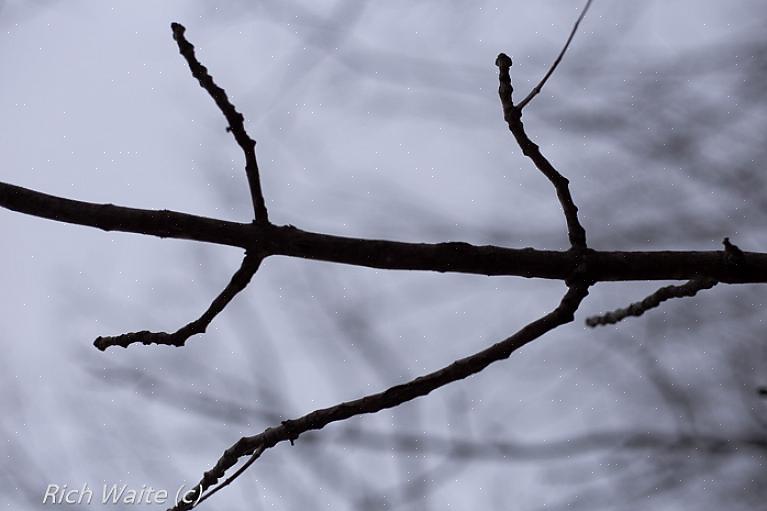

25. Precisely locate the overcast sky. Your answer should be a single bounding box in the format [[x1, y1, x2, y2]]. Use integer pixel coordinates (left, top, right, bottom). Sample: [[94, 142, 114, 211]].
[[1, 1, 765, 510]]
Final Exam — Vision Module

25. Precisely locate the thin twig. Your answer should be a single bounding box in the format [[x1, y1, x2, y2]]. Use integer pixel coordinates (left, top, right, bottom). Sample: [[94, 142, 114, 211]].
[[169, 283, 590, 510], [516, 0, 594, 110], [585, 278, 718, 327], [94, 253, 263, 349], [495, 56, 588, 250], [171, 23, 269, 224], [194, 446, 266, 507]]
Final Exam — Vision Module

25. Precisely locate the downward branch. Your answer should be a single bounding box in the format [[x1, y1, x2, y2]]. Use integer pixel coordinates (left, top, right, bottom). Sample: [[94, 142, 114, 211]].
[[169, 284, 589, 510], [94, 253, 263, 350]]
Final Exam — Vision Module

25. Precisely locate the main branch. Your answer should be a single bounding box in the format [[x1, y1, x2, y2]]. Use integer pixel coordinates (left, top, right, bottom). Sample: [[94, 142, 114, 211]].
[[2, 181, 766, 283]]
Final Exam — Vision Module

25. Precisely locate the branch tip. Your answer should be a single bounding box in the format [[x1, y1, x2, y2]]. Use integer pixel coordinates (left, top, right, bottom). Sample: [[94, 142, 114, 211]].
[[517, 0, 594, 110], [171, 22, 269, 224], [495, 58, 587, 249], [94, 253, 263, 350], [495, 52, 512, 69]]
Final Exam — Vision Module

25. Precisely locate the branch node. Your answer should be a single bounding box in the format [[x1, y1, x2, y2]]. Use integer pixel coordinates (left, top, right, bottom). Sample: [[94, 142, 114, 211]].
[[723, 237, 745, 266], [281, 420, 301, 446]]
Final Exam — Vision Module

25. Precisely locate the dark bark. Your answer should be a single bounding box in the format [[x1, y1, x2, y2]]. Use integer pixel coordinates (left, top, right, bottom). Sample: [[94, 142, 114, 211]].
[[3, 181, 765, 284]]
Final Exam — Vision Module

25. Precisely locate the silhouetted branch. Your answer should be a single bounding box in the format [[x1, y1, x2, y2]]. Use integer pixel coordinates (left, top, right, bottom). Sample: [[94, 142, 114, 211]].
[[171, 23, 269, 223], [495, 54, 588, 249], [93, 253, 263, 350], [586, 278, 718, 327], [168, 284, 589, 510], [0, 181, 250, 246], [0, 8, 762, 509], [195, 446, 265, 507], [516, 0, 594, 110], [4, 181, 767, 283]]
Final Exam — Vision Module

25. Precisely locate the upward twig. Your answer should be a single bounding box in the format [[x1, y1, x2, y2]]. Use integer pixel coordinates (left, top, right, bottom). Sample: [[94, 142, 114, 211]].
[[171, 23, 270, 224], [517, 0, 594, 110], [495, 56, 588, 250]]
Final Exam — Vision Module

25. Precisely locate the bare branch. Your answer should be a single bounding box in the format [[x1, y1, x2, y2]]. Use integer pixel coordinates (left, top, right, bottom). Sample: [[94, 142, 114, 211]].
[[195, 446, 265, 507], [4, 182, 767, 283], [585, 278, 718, 327], [516, 0, 594, 111], [495, 56, 588, 250], [171, 23, 269, 224], [94, 253, 263, 349], [0, 181, 252, 246], [168, 284, 590, 510]]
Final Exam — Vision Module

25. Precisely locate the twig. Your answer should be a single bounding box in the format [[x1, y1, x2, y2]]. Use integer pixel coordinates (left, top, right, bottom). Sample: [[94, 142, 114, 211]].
[[171, 23, 269, 224], [516, 0, 594, 110], [94, 253, 263, 349], [585, 278, 718, 327], [168, 283, 590, 510], [495, 56, 588, 250], [194, 446, 266, 507]]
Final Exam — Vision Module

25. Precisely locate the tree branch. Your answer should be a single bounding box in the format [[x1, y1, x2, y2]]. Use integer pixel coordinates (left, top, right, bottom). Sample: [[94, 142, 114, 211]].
[[3, 181, 767, 283], [516, 0, 594, 110], [0, 6, 760, 508], [168, 284, 590, 510], [93, 253, 263, 350], [171, 23, 269, 224], [585, 277, 718, 327], [495, 55, 588, 250], [0, 181, 250, 247]]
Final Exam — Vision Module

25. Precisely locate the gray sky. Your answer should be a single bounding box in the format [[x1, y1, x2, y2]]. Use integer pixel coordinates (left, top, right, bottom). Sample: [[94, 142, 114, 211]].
[[1, 1, 766, 510]]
